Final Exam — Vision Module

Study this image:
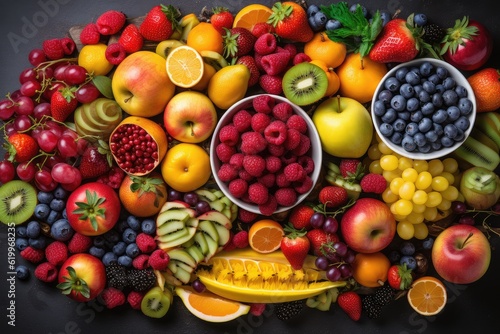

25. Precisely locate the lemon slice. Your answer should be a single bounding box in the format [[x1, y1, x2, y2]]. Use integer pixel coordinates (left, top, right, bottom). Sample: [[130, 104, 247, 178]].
[[166, 45, 204, 88]]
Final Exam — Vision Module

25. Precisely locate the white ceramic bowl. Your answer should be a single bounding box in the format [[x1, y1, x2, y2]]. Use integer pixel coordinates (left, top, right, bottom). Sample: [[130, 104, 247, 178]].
[[210, 94, 322, 215], [371, 58, 476, 160]]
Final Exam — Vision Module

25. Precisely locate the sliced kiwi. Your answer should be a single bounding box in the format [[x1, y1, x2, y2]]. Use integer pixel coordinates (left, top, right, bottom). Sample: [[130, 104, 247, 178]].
[[453, 135, 500, 171], [282, 62, 328, 106], [141, 286, 172, 318], [0, 180, 37, 225]]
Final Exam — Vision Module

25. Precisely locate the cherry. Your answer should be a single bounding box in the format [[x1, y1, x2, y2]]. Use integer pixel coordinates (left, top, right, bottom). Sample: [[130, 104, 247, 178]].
[[0, 160, 16, 184], [28, 48, 46, 66], [16, 161, 36, 182]]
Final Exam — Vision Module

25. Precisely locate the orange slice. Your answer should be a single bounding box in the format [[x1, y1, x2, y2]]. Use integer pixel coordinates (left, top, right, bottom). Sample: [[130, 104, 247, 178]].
[[232, 4, 273, 31], [248, 219, 284, 253], [166, 45, 204, 88], [407, 276, 447, 316], [175, 286, 250, 323]]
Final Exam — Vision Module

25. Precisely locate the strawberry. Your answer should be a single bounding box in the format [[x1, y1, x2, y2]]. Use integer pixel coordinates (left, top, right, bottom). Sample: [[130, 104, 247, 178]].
[[50, 86, 78, 122], [318, 186, 348, 208], [259, 74, 283, 95], [236, 55, 260, 87], [78, 140, 112, 179], [223, 27, 256, 59], [79, 23, 101, 45], [267, 1, 313, 43], [260, 52, 291, 76], [4, 133, 39, 163], [288, 204, 314, 230], [306, 229, 339, 256], [118, 24, 144, 53], [210, 7, 234, 35], [387, 263, 413, 290], [139, 4, 180, 42], [96, 10, 126, 35], [280, 223, 310, 270], [360, 173, 387, 194], [337, 291, 362, 321], [251, 22, 275, 38], [339, 159, 364, 180]]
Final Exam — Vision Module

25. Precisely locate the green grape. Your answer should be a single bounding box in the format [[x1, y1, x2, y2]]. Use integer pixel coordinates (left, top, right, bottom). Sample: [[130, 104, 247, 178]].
[[427, 159, 444, 176], [437, 199, 452, 211], [383, 169, 402, 182], [406, 211, 424, 225], [442, 157, 458, 174], [441, 185, 459, 201], [378, 142, 393, 155], [413, 160, 429, 173], [399, 181, 416, 201], [440, 171, 455, 185], [398, 157, 414, 171], [401, 167, 418, 183], [380, 154, 399, 171], [390, 177, 404, 194], [425, 191, 443, 207], [394, 199, 413, 216], [423, 206, 438, 221], [369, 160, 383, 174], [412, 189, 428, 205], [367, 144, 382, 160], [382, 188, 399, 204], [412, 203, 427, 214], [431, 176, 449, 192], [397, 221, 415, 240], [413, 222, 429, 240], [415, 171, 432, 190]]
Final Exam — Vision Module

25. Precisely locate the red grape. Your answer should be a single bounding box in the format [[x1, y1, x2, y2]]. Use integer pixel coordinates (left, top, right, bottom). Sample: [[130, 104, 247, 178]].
[[13, 114, 33, 132], [451, 201, 467, 214], [76, 83, 100, 103], [57, 134, 79, 158], [0, 99, 16, 120], [195, 200, 211, 215], [333, 242, 348, 257], [33, 102, 51, 120], [322, 216, 338, 234], [315, 256, 329, 271], [4, 123, 17, 136], [191, 279, 206, 293], [326, 266, 342, 282], [168, 189, 182, 201], [183, 192, 199, 206], [20, 80, 41, 98], [51, 162, 78, 184], [19, 68, 37, 84], [64, 65, 88, 85], [16, 162, 36, 182], [43, 81, 64, 100], [37, 130, 59, 152], [15, 96, 35, 115], [53, 64, 70, 81], [28, 48, 46, 66], [458, 215, 475, 225], [310, 212, 325, 229], [0, 160, 15, 183], [339, 263, 353, 278], [45, 120, 64, 137]]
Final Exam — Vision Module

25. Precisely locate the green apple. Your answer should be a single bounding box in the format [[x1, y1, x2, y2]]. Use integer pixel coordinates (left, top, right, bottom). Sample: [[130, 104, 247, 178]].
[[460, 166, 500, 210], [312, 96, 373, 158]]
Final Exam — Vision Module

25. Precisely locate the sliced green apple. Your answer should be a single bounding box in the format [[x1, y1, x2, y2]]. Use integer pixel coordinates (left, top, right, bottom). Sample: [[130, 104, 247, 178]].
[[192, 231, 209, 256], [167, 248, 197, 269], [198, 220, 219, 245], [194, 188, 218, 202], [197, 210, 232, 229], [185, 244, 205, 264]]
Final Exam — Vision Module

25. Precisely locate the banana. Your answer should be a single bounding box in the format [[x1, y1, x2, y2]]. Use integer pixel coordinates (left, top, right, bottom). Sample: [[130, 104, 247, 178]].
[[200, 50, 228, 71]]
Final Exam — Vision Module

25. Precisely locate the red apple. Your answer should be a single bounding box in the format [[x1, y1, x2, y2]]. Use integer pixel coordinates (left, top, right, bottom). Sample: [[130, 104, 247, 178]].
[[57, 254, 106, 302], [163, 91, 217, 143], [340, 198, 396, 253], [431, 224, 491, 284]]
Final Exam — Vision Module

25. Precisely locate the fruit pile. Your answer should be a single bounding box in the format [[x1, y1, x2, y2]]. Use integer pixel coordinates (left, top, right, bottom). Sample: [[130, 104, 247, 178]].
[[1, 0, 500, 327]]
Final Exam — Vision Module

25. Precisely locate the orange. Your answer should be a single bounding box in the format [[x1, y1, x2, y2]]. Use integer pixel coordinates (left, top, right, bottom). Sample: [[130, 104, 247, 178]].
[[467, 67, 500, 112], [336, 53, 388, 104], [407, 276, 447, 316], [175, 286, 250, 323], [310, 59, 340, 97], [186, 22, 224, 55], [160, 143, 211, 193], [248, 219, 284, 253], [304, 32, 347, 69], [119, 172, 168, 217], [232, 4, 273, 31], [351, 251, 391, 288], [166, 45, 204, 88]]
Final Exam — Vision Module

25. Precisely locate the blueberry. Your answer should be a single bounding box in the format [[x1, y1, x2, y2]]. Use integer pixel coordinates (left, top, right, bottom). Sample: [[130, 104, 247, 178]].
[[313, 11, 327, 29], [418, 142, 432, 153], [378, 89, 393, 104], [441, 135, 455, 147], [405, 71, 421, 85], [102, 252, 118, 266], [431, 141, 442, 150], [428, 74, 440, 85], [399, 241, 416, 255], [425, 130, 439, 143], [29, 236, 47, 250], [379, 123, 394, 137], [15, 237, 29, 251], [93, 235, 106, 248], [443, 90, 459, 106], [421, 102, 435, 115], [395, 67, 409, 82], [419, 61, 433, 76], [384, 76, 401, 92], [418, 117, 433, 133], [390, 132, 403, 145], [349, 3, 368, 17], [413, 132, 427, 147], [392, 118, 407, 132], [89, 246, 106, 258], [400, 255, 417, 270], [406, 98, 420, 112], [141, 219, 156, 235], [380, 11, 391, 26], [15, 265, 30, 280], [436, 66, 448, 79], [402, 135, 417, 151], [432, 109, 448, 124], [118, 255, 133, 268], [122, 228, 137, 244], [37, 191, 53, 204], [413, 13, 428, 26], [26, 220, 41, 238], [381, 108, 397, 123], [455, 85, 468, 98], [34, 203, 50, 220], [115, 219, 130, 233], [50, 198, 65, 212], [444, 123, 459, 139], [46, 210, 61, 225], [413, 84, 423, 95], [390, 95, 407, 112], [125, 243, 140, 258], [325, 19, 342, 31], [308, 16, 321, 32], [405, 122, 419, 136], [50, 218, 74, 242], [399, 111, 411, 121], [62, 209, 67, 219], [104, 229, 120, 244], [400, 83, 415, 98], [306, 4, 320, 17], [446, 106, 461, 121], [113, 241, 127, 256], [435, 84, 445, 94], [373, 100, 386, 116], [454, 128, 465, 141], [410, 110, 423, 123], [422, 237, 434, 250], [458, 98, 473, 115], [388, 250, 401, 263], [53, 185, 69, 199], [442, 77, 456, 90], [16, 226, 27, 238], [127, 216, 141, 231], [422, 81, 436, 94]]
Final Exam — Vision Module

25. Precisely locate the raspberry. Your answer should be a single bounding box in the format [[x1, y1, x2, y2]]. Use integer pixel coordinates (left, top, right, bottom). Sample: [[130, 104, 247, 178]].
[[232, 109, 252, 132], [127, 290, 144, 310], [252, 94, 275, 114], [284, 128, 301, 150], [232, 231, 249, 248], [248, 182, 269, 205], [34, 262, 58, 282], [20, 246, 45, 264], [240, 131, 267, 155], [249, 303, 267, 316], [257, 173, 275, 188], [218, 163, 238, 182], [293, 52, 311, 65], [254, 52, 265, 72], [79, 23, 101, 45], [297, 155, 315, 174], [265, 155, 282, 173], [259, 74, 283, 95], [229, 153, 245, 170], [45, 241, 68, 266], [238, 208, 258, 223], [294, 175, 313, 194], [281, 151, 297, 165], [272, 102, 293, 121], [292, 134, 311, 156], [67, 232, 92, 254], [219, 124, 240, 146], [275, 187, 297, 207], [228, 178, 248, 198], [135, 233, 157, 254], [239, 169, 254, 182], [105, 43, 127, 65], [96, 10, 127, 35], [360, 173, 388, 194], [283, 162, 305, 182], [319, 186, 348, 208], [276, 172, 291, 188], [216, 143, 236, 163], [42, 38, 64, 60], [286, 115, 308, 134], [101, 287, 126, 309], [251, 113, 271, 133], [60, 37, 76, 55], [264, 120, 287, 145], [258, 194, 277, 215], [267, 143, 285, 157], [282, 43, 297, 58], [254, 33, 277, 55], [261, 52, 291, 76], [97, 166, 125, 189], [132, 254, 150, 270], [148, 249, 170, 271], [243, 155, 266, 177]]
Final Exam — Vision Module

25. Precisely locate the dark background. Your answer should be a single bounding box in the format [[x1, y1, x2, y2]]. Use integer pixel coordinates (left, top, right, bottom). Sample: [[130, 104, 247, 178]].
[[1, 1, 499, 333]]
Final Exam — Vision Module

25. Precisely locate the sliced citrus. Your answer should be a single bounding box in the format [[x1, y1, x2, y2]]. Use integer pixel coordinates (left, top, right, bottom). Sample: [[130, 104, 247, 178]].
[[407, 276, 447, 316], [166, 45, 204, 88], [175, 286, 250, 323], [232, 4, 273, 31], [248, 219, 284, 253]]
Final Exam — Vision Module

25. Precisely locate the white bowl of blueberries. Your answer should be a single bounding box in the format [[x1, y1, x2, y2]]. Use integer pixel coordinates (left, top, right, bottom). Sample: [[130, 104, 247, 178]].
[[371, 58, 476, 160]]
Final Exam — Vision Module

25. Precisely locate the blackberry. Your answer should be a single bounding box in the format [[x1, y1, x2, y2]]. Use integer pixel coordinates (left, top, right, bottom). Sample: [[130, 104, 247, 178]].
[[362, 295, 383, 319], [127, 268, 156, 292], [275, 299, 305, 321], [105, 263, 128, 289], [374, 284, 396, 306], [423, 24, 445, 44]]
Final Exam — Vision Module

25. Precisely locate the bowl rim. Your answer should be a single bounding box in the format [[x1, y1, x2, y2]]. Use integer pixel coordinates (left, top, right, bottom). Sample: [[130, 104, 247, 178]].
[[371, 57, 477, 160], [210, 93, 323, 215]]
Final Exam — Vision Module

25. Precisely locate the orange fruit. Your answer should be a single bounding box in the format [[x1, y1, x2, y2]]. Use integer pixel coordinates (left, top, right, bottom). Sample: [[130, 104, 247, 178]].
[[166, 45, 204, 88], [248, 219, 284, 253], [407, 276, 447, 316], [175, 286, 250, 322], [351, 251, 391, 288], [160, 143, 211, 193], [467, 67, 500, 112], [304, 32, 347, 69], [233, 4, 273, 31], [186, 22, 224, 55], [119, 172, 168, 217], [310, 59, 340, 97], [336, 53, 388, 104]]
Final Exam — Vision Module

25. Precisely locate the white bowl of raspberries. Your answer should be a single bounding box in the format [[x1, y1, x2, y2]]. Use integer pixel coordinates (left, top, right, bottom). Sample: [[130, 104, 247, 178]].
[[210, 94, 322, 215]]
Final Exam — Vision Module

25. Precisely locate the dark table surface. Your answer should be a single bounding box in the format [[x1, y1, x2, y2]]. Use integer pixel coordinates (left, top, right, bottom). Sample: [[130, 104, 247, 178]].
[[1, 1, 499, 333]]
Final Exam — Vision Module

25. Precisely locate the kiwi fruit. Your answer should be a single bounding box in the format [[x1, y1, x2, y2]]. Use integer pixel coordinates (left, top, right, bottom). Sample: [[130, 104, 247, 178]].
[[141, 286, 172, 318], [452, 135, 500, 171], [0, 180, 37, 225], [474, 112, 500, 149], [282, 62, 328, 106]]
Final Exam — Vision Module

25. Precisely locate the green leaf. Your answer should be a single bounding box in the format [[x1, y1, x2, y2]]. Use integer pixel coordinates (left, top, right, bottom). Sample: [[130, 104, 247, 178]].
[[92, 75, 113, 99]]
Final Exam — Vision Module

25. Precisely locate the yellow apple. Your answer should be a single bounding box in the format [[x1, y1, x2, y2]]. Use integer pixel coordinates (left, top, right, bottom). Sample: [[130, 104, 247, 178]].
[[312, 96, 373, 158], [111, 51, 175, 118]]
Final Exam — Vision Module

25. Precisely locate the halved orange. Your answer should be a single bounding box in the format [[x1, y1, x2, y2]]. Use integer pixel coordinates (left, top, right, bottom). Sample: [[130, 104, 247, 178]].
[[175, 286, 250, 323], [166, 45, 204, 88], [248, 219, 284, 253], [407, 276, 447, 316], [232, 4, 273, 31]]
